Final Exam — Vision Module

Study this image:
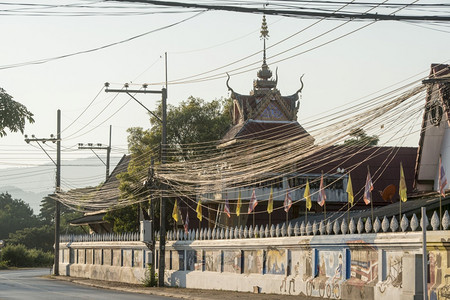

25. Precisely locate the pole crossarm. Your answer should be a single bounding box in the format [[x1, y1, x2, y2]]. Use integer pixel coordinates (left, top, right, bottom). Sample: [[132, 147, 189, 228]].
[[78, 145, 109, 150], [24, 136, 59, 166], [77, 125, 112, 180], [104, 87, 163, 123]]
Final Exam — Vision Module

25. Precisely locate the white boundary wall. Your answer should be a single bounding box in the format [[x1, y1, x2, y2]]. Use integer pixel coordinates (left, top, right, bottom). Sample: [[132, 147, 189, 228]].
[[59, 230, 450, 300]]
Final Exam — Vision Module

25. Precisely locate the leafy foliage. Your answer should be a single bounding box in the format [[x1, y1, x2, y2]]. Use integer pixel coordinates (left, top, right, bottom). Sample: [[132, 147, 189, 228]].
[[0, 193, 40, 240], [0, 244, 53, 268], [7, 225, 54, 253], [0, 88, 34, 137], [343, 128, 379, 146], [1, 194, 84, 252], [106, 97, 232, 232], [38, 195, 85, 235]]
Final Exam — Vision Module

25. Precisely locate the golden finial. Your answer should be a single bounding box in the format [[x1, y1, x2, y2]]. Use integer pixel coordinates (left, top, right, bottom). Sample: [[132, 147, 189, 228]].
[[260, 15, 269, 40]]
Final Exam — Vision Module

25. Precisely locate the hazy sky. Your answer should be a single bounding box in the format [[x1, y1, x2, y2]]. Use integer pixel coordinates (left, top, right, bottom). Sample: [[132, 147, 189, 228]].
[[0, 1, 449, 193]]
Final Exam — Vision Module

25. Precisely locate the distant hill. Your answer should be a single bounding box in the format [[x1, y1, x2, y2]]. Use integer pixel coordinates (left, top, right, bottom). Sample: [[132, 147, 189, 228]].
[[0, 186, 49, 215], [0, 156, 124, 215]]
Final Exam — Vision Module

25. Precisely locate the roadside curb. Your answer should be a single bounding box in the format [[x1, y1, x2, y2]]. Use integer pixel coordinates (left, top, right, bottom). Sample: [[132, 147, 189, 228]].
[[48, 276, 220, 300], [47, 275, 314, 300]]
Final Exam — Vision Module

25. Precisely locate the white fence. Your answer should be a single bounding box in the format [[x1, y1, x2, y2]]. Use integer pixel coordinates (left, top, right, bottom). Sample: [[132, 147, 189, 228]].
[[59, 209, 450, 300]]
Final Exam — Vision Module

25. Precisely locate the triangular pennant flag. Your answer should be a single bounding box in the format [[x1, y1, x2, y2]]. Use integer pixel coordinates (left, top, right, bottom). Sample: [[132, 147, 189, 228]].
[[347, 173, 354, 206], [284, 186, 292, 213], [224, 198, 231, 218], [317, 174, 326, 207], [267, 185, 274, 214], [184, 210, 189, 234], [439, 156, 447, 197], [172, 199, 179, 222], [236, 190, 241, 217], [196, 200, 202, 221], [364, 169, 374, 205], [304, 179, 312, 211], [399, 162, 407, 202], [248, 188, 258, 213]]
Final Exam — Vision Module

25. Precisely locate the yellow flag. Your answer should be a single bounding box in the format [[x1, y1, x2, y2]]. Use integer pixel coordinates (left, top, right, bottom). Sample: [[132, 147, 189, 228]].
[[267, 185, 274, 214], [172, 199, 179, 222], [196, 200, 202, 221], [236, 190, 241, 216], [347, 174, 354, 206], [304, 179, 312, 211], [399, 162, 407, 202]]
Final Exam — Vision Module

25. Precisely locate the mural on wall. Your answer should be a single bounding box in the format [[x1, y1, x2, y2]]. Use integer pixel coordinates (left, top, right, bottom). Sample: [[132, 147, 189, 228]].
[[429, 251, 442, 300], [280, 250, 297, 295], [266, 248, 286, 275], [378, 253, 402, 293], [204, 250, 221, 272], [342, 240, 378, 300], [186, 250, 196, 271], [296, 248, 313, 280], [223, 250, 241, 273], [243, 250, 263, 274], [195, 250, 203, 271], [305, 250, 343, 299], [290, 250, 302, 278], [164, 251, 171, 270], [440, 238, 450, 300], [171, 250, 184, 271]]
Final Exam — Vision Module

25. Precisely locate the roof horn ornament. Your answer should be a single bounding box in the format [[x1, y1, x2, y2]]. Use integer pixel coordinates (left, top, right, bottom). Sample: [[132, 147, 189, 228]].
[[295, 74, 305, 95], [226, 73, 235, 95]]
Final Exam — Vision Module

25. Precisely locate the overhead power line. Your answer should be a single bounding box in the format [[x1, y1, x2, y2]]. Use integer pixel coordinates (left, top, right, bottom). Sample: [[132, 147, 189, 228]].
[[107, 0, 450, 22]]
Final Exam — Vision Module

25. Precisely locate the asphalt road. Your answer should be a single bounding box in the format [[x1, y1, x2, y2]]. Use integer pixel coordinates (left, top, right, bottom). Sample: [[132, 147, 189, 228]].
[[0, 268, 177, 300]]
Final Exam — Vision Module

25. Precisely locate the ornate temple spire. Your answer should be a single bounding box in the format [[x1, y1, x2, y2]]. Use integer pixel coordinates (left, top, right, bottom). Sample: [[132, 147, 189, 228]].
[[255, 15, 276, 90], [260, 15, 269, 67]]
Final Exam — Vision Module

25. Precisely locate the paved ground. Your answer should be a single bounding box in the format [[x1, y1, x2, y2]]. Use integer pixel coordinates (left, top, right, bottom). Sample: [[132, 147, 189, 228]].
[[0, 268, 175, 300], [52, 273, 318, 300], [0, 268, 319, 300]]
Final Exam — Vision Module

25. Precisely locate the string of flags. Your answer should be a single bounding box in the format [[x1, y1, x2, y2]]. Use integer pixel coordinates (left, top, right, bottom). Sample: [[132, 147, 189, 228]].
[[173, 162, 450, 230]]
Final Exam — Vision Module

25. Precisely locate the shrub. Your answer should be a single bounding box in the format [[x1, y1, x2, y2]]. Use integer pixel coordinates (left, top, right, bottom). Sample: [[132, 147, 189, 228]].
[[0, 260, 8, 270], [1, 244, 30, 267], [0, 244, 53, 267]]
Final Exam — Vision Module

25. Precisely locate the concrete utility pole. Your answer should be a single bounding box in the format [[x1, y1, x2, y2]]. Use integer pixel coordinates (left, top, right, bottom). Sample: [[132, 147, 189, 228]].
[[105, 83, 167, 287], [78, 125, 112, 181], [24, 109, 61, 275]]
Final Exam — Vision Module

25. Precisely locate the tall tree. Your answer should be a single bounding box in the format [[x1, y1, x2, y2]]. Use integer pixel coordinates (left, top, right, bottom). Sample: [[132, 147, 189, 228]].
[[0, 193, 40, 240], [0, 88, 34, 137], [343, 128, 379, 146], [105, 97, 232, 232]]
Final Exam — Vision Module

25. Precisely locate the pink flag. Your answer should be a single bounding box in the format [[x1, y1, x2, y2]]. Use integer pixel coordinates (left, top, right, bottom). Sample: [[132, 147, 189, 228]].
[[439, 156, 447, 197], [248, 188, 258, 213], [224, 198, 231, 218], [184, 210, 189, 234], [284, 187, 292, 212], [317, 174, 326, 207], [364, 170, 374, 205]]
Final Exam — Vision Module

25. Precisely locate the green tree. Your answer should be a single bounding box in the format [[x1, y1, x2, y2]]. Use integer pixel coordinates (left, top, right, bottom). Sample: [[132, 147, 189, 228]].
[[0, 88, 34, 137], [38, 195, 85, 234], [105, 97, 232, 232], [0, 193, 40, 240], [7, 225, 54, 252], [343, 128, 379, 146]]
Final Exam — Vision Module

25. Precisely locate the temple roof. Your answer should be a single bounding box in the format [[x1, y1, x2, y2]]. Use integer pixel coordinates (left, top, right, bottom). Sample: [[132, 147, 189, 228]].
[[219, 119, 313, 147], [226, 15, 304, 126], [222, 15, 307, 147]]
